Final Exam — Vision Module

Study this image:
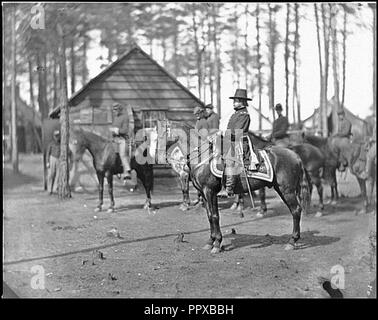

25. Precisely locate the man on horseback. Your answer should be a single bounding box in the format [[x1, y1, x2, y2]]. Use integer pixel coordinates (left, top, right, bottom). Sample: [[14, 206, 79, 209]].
[[332, 108, 352, 171], [110, 102, 132, 181], [223, 89, 259, 197], [268, 103, 290, 147]]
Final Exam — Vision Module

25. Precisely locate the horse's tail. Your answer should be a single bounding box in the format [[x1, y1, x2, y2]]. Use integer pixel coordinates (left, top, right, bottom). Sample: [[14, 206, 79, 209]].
[[298, 162, 311, 215]]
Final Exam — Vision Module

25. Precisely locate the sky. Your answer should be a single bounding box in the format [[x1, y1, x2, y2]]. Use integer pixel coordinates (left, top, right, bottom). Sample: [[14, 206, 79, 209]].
[[18, 3, 375, 131]]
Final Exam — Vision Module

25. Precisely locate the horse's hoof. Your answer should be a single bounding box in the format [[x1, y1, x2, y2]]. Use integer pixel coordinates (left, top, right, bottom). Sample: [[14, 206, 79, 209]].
[[315, 211, 323, 218], [284, 243, 296, 251], [94, 207, 102, 213], [202, 244, 213, 250], [107, 208, 115, 213], [211, 246, 221, 254]]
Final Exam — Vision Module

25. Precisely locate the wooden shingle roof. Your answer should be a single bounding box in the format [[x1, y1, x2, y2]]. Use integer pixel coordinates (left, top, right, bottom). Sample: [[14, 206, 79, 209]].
[[49, 45, 204, 118]]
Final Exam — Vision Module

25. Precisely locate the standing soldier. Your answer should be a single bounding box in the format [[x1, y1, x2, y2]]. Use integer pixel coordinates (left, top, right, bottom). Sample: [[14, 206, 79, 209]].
[[110, 103, 132, 181], [268, 103, 290, 147], [46, 130, 61, 194], [223, 89, 259, 197], [204, 103, 220, 136], [332, 108, 352, 171]]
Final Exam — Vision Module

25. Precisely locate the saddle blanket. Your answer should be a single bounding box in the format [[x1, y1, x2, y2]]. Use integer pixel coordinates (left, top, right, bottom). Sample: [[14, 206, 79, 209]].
[[210, 149, 274, 182]]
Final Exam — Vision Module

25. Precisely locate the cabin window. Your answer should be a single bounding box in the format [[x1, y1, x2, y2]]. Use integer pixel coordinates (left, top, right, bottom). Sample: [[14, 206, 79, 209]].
[[78, 107, 93, 124], [142, 110, 166, 129], [93, 105, 112, 124]]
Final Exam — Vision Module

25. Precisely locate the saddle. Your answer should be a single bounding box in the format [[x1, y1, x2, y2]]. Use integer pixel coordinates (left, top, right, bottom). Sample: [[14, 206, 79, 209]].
[[211, 134, 273, 182]]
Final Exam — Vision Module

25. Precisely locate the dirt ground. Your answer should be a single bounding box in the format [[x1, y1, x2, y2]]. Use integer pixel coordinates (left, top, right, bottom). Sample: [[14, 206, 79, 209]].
[[3, 154, 376, 298]]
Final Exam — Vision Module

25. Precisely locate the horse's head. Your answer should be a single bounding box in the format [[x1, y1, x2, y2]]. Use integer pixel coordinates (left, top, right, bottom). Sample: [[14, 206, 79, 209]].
[[69, 128, 88, 161]]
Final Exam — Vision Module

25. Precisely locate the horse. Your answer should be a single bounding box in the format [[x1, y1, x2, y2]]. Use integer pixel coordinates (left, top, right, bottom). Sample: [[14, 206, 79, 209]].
[[331, 137, 373, 212], [70, 128, 154, 212], [238, 132, 333, 215], [156, 120, 311, 253], [302, 134, 340, 204]]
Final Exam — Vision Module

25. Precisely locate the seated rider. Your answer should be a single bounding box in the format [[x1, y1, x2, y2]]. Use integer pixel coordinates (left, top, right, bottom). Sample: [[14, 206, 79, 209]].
[[267, 103, 290, 147], [110, 102, 132, 181], [223, 89, 259, 197], [332, 108, 352, 171]]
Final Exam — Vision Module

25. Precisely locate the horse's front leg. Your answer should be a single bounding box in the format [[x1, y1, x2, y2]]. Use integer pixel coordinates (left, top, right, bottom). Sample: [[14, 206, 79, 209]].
[[95, 172, 104, 212], [203, 187, 222, 254], [106, 172, 115, 213], [357, 177, 368, 214], [178, 171, 190, 211], [256, 188, 267, 218], [143, 188, 152, 210]]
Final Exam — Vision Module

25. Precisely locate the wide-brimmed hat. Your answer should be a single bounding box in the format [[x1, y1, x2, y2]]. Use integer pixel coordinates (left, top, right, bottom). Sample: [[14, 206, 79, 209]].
[[337, 108, 345, 115], [275, 103, 283, 111], [193, 106, 204, 115], [112, 102, 122, 109], [229, 89, 252, 101], [205, 103, 214, 109]]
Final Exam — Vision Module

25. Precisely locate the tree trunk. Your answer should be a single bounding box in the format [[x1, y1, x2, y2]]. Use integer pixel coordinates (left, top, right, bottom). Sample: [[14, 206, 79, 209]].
[[28, 58, 42, 153], [371, 4, 377, 115], [212, 5, 221, 117], [244, 4, 250, 91], [256, 4, 263, 131], [82, 34, 88, 86], [268, 4, 276, 121], [294, 3, 301, 123], [285, 3, 290, 117], [10, 4, 18, 173], [192, 5, 202, 100], [206, 9, 214, 105], [331, 5, 340, 134], [321, 4, 330, 137], [53, 56, 58, 108], [57, 23, 71, 199], [37, 51, 48, 120], [341, 7, 347, 109], [70, 39, 76, 95], [315, 4, 324, 135], [173, 27, 179, 77]]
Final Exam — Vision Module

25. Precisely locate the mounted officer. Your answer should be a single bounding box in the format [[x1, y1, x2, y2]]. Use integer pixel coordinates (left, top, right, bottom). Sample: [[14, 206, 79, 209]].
[[223, 89, 259, 197], [332, 108, 352, 171], [110, 102, 132, 180], [268, 103, 290, 147]]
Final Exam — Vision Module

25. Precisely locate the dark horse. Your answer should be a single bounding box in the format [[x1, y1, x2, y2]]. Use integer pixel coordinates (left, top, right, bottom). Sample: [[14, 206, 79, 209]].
[[71, 129, 154, 212], [301, 134, 340, 204], [244, 132, 329, 215], [157, 120, 311, 253]]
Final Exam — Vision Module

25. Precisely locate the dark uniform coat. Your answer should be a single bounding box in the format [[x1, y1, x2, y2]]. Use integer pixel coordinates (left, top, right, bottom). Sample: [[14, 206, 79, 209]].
[[226, 107, 251, 166], [113, 113, 130, 138], [272, 115, 289, 139], [206, 111, 220, 134]]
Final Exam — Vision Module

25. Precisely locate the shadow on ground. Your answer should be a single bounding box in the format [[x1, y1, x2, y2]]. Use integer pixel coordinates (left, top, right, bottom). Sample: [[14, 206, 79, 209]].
[[3, 168, 40, 191], [223, 230, 340, 251]]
